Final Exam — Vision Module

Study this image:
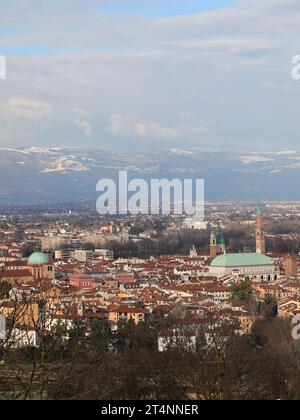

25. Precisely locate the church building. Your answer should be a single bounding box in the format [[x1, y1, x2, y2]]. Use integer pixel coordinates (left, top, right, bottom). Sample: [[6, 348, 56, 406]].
[[209, 210, 277, 281], [209, 252, 277, 281]]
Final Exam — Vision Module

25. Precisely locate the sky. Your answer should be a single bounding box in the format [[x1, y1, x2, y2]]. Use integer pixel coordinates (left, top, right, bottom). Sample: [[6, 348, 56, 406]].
[[0, 0, 300, 152]]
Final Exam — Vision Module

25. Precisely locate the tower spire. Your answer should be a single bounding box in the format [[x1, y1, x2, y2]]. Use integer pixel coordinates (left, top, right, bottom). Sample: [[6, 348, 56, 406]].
[[256, 208, 266, 254], [210, 230, 217, 258]]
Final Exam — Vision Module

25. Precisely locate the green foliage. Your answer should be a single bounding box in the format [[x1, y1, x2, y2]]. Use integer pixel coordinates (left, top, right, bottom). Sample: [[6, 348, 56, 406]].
[[2, 315, 300, 400], [0, 281, 12, 299], [263, 297, 278, 318], [230, 279, 253, 302], [89, 319, 110, 350]]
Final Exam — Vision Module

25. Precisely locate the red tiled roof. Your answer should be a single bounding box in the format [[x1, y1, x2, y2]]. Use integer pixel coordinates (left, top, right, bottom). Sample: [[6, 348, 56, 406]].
[[108, 305, 145, 314], [0, 270, 33, 278]]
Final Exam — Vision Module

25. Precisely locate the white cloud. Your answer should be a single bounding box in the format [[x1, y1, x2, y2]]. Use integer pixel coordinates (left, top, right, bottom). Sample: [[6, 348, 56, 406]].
[[73, 107, 93, 137], [159, 38, 272, 55], [107, 113, 178, 139], [76, 119, 93, 137], [0, 0, 300, 151], [3, 97, 51, 119], [73, 107, 90, 119], [107, 112, 207, 141]]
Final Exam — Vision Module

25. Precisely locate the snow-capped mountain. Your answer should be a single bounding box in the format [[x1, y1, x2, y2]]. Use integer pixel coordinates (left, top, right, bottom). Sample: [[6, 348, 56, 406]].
[[0, 147, 300, 203]]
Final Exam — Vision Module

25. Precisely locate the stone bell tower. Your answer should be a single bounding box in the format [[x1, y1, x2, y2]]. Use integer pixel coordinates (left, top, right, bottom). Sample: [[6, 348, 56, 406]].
[[256, 209, 266, 255], [210, 230, 217, 258]]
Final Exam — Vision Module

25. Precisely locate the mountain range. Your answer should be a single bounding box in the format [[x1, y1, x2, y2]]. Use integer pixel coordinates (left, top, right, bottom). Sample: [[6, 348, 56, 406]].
[[0, 147, 299, 204]]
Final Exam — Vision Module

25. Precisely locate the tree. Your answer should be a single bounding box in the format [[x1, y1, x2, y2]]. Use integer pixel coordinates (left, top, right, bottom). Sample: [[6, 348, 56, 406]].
[[230, 279, 253, 302], [0, 281, 12, 299]]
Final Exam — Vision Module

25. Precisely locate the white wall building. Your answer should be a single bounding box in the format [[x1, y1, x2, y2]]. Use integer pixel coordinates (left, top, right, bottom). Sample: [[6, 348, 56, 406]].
[[209, 253, 277, 281]]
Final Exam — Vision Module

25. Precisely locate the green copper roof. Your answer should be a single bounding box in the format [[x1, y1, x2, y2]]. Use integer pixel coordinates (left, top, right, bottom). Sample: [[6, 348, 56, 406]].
[[217, 235, 225, 245], [28, 252, 49, 265], [211, 253, 273, 268]]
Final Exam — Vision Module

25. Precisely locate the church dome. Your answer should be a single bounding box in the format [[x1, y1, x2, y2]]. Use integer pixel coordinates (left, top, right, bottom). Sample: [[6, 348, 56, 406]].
[[217, 235, 226, 245], [211, 253, 273, 268], [28, 252, 49, 265]]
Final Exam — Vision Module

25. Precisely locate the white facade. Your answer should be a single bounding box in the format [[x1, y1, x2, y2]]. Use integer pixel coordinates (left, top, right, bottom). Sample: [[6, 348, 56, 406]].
[[209, 253, 278, 281], [158, 331, 196, 352], [210, 264, 276, 278], [9, 327, 38, 348]]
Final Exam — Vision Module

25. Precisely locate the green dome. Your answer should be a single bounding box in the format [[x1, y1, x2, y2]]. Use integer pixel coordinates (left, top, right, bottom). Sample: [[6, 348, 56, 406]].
[[211, 253, 273, 268], [28, 252, 49, 265], [217, 235, 226, 245]]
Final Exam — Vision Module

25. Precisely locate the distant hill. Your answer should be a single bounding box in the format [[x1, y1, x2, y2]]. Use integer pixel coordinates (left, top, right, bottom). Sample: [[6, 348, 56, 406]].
[[0, 147, 299, 203]]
